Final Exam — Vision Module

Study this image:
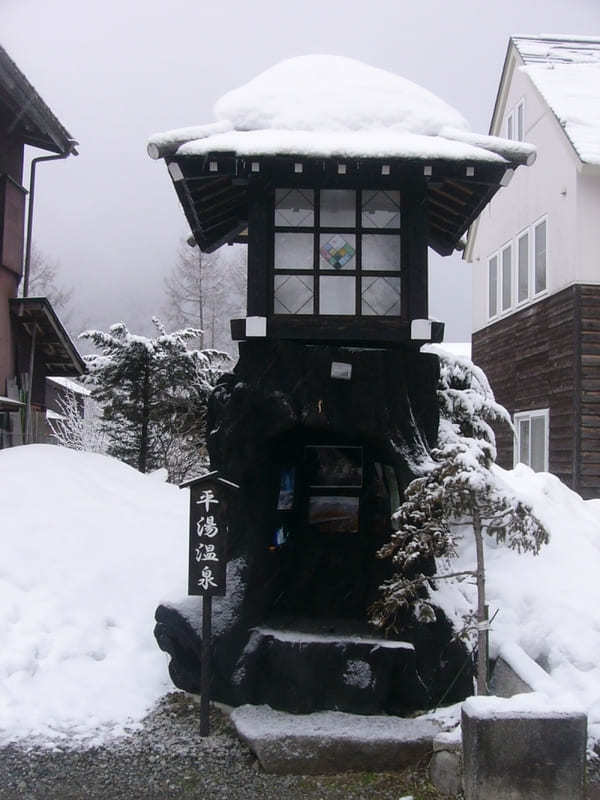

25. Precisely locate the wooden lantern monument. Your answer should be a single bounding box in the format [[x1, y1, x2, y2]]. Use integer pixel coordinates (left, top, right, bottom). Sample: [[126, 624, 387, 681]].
[[149, 56, 534, 716]]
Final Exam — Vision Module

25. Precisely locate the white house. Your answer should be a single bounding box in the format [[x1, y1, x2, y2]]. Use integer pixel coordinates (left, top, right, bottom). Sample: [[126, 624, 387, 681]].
[[466, 34, 600, 497]]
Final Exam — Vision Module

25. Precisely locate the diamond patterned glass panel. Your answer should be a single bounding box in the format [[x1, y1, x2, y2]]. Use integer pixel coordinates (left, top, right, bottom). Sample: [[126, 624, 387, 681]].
[[275, 233, 314, 269], [361, 190, 401, 229], [362, 234, 401, 271], [320, 276, 355, 314], [320, 190, 355, 228], [319, 233, 356, 271], [361, 277, 401, 316], [274, 275, 314, 314], [274, 189, 314, 227]]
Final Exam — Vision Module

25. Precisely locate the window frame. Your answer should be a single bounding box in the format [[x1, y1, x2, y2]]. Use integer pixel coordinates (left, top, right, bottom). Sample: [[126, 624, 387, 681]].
[[487, 215, 548, 321], [505, 98, 525, 142], [513, 408, 549, 472], [272, 187, 403, 318]]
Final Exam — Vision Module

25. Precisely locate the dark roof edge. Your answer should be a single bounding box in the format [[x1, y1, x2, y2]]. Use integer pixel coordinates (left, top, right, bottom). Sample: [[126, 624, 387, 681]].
[[0, 45, 77, 155], [9, 296, 85, 374]]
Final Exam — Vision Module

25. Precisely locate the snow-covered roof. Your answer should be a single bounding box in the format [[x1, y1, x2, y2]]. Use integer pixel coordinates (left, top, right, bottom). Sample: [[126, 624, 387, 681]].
[[47, 376, 91, 396], [512, 35, 600, 166], [148, 55, 534, 166]]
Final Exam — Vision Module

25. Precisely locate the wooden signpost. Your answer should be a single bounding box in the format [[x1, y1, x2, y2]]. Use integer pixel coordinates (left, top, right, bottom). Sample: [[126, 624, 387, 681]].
[[180, 471, 238, 736]]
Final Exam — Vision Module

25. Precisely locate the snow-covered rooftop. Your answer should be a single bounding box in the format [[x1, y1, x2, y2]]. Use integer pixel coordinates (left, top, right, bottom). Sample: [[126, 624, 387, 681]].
[[148, 55, 534, 165], [513, 35, 600, 166]]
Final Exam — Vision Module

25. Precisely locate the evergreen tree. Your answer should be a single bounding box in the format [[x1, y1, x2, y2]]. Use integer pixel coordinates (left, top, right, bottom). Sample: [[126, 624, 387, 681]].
[[80, 319, 228, 481], [370, 346, 549, 694]]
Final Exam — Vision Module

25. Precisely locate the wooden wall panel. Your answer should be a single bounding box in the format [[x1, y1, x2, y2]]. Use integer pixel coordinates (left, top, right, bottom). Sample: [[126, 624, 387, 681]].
[[472, 286, 578, 490]]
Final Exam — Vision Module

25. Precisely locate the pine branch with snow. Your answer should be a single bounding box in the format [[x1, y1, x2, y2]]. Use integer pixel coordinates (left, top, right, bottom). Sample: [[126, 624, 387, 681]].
[[370, 347, 549, 693], [79, 319, 229, 481]]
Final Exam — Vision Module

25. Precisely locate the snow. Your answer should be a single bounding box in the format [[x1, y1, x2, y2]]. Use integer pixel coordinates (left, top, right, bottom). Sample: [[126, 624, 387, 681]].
[[514, 36, 600, 165], [46, 376, 90, 397], [148, 55, 533, 165], [5, 441, 600, 749], [463, 693, 583, 719], [253, 627, 414, 649], [0, 444, 188, 748], [231, 703, 441, 743], [213, 55, 469, 135], [431, 463, 600, 746]]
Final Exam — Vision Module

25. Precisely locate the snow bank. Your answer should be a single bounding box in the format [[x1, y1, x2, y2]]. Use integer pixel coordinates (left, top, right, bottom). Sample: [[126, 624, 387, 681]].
[[431, 463, 600, 746], [0, 444, 188, 748]]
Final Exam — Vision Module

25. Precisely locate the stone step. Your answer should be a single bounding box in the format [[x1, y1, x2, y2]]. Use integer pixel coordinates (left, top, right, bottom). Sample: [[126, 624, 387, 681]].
[[231, 625, 426, 715], [231, 704, 442, 774]]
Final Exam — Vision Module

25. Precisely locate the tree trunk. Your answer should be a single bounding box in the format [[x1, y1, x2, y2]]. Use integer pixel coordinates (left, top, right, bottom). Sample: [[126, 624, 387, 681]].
[[473, 502, 488, 695]]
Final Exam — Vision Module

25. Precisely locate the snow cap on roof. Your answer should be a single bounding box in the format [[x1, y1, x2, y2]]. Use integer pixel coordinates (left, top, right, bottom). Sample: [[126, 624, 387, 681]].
[[213, 54, 470, 136], [148, 54, 535, 166], [512, 35, 600, 166]]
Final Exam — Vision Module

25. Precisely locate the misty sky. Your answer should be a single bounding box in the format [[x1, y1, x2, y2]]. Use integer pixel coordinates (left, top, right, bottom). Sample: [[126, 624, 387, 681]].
[[2, 0, 599, 341]]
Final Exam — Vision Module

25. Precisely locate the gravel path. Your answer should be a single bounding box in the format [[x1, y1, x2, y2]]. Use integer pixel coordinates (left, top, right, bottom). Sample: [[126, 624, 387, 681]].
[[0, 694, 444, 800]]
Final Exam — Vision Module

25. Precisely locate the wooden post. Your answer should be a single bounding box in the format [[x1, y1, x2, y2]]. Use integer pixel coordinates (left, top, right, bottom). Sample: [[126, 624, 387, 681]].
[[473, 503, 488, 695], [180, 471, 239, 737], [200, 594, 212, 737]]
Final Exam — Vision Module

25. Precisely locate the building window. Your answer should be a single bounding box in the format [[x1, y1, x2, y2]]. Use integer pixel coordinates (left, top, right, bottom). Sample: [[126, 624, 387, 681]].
[[487, 216, 547, 320], [516, 101, 525, 141], [534, 218, 547, 294], [506, 100, 524, 141], [488, 255, 498, 317], [501, 244, 512, 311], [514, 409, 549, 472], [273, 188, 401, 316], [517, 231, 529, 303]]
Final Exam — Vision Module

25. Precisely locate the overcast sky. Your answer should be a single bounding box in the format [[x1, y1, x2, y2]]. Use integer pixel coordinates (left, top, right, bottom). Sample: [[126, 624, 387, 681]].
[[2, 0, 599, 341]]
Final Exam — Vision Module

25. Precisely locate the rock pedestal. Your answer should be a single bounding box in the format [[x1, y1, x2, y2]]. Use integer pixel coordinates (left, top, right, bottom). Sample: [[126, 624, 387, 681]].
[[155, 340, 474, 715]]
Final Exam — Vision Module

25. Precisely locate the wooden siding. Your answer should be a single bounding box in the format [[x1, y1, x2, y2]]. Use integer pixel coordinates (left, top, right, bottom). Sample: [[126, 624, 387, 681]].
[[579, 286, 600, 497], [472, 286, 579, 491]]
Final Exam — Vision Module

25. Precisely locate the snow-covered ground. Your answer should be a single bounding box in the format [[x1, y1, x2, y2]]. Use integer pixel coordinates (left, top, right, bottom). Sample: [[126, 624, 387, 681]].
[[432, 463, 600, 746], [3, 444, 600, 749], [0, 444, 187, 748]]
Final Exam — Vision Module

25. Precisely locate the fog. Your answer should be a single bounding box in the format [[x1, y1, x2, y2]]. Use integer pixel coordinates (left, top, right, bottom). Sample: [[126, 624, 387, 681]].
[[2, 0, 598, 340]]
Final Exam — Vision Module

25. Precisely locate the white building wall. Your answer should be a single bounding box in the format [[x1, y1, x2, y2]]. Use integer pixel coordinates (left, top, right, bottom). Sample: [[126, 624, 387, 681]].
[[576, 171, 600, 285], [470, 50, 580, 333]]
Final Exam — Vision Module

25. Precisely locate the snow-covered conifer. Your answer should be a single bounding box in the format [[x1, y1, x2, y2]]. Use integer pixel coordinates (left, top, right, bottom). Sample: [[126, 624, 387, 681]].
[[371, 346, 549, 694], [80, 318, 228, 481]]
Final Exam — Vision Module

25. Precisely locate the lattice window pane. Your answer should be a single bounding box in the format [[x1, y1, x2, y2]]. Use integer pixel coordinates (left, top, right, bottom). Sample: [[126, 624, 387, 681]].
[[274, 275, 314, 314], [319, 276, 355, 314], [320, 190, 355, 228], [275, 233, 314, 269], [362, 234, 401, 271], [274, 188, 314, 227], [319, 233, 356, 271], [361, 277, 401, 316], [361, 190, 401, 229]]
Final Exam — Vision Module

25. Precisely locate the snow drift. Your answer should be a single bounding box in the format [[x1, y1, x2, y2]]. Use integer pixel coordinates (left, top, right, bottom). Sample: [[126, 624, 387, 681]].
[[0, 444, 187, 747], [3, 443, 600, 748]]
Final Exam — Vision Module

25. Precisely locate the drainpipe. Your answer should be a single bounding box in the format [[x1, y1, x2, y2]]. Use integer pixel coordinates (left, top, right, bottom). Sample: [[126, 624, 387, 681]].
[[20, 140, 78, 441], [22, 142, 78, 298]]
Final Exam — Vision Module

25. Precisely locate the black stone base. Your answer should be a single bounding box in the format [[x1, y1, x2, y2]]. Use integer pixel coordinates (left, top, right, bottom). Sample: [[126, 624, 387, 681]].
[[155, 340, 474, 715]]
